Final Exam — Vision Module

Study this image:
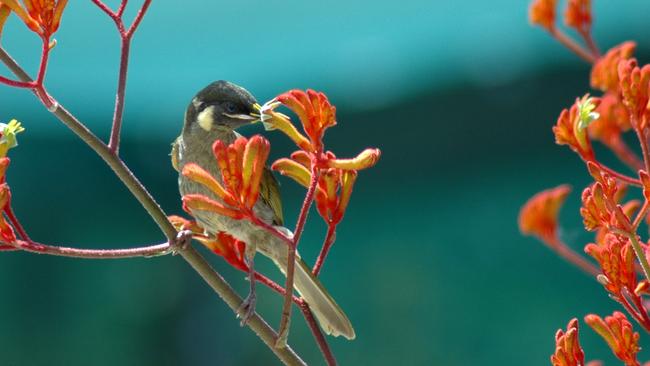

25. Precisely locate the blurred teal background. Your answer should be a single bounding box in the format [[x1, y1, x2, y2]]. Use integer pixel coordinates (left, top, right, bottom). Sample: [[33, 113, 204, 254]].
[[2, 0, 650, 365]]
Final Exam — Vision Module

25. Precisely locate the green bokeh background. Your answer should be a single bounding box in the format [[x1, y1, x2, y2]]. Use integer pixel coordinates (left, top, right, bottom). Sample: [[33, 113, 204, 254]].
[[1, 0, 650, 365]]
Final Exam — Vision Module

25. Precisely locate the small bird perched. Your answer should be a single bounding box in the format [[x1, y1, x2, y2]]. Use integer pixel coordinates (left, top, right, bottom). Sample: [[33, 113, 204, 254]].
[[171, 80, 355, 339]]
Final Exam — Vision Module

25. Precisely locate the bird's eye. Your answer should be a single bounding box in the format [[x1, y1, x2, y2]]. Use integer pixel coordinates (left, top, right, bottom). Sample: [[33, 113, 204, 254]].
[[223, 101, 238, 114]]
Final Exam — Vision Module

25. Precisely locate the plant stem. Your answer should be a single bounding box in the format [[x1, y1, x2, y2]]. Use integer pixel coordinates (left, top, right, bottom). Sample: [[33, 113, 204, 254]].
[[276, 165, 320, 347], [549, 238, 599, 277], [254, 274, 337, 366], [312, 223, 336, 276], [610, 138, 644, 172], [5, 239, 173, 258], [91, 0, 152, 153], [549, 28, 596, 64], [579, 29, 600, 59], [633, 201, 649, 230], [299, 302, 338, 366], [627, 233, 650, 284], [0, 46, 306, 366], [108, 38, 130, 153], [598, 164, 641, 186]]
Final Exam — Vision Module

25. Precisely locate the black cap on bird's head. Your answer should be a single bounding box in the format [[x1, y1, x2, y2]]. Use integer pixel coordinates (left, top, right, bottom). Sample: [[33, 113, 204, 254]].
[[184, 80, 258, 132]]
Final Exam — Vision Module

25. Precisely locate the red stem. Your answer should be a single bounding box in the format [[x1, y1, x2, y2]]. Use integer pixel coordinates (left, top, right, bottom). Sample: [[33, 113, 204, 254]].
[[299, 302, 338, 366], [126, 0, 152, 37], [0, 76, 34, 88], [609, 138, 644, 172], [108, 38, 130, 153], [254, 273, 337, 366], [579, 29, 601, 59], [276, 163, 321, 346], [598, 164, 642, 186], [117, 0, 129, 17], [91, 0, 152, 154], [549, 238, 600, 277], [549, 28, 596, 64], [4, 205, 31, 241], [617, 295, 650, 332], [636, 127, 650, 174], [628, 293, 650, 331], [633, 201, 649, 230], [5, 239, 173, 259], [312, 223, 337, 276]]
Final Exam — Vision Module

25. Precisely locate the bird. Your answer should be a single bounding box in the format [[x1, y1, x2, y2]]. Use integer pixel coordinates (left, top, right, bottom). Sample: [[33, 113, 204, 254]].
[[171, 80, 355, 340]]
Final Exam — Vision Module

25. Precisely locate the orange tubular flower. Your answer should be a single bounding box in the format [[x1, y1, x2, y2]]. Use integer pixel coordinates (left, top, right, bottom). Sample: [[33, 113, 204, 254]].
[[550, 319, 585, 366], [618, 59, 650, 131], [518, 185, 571, 246], [314, 169, 357, 225], [529, 0, 557, 31], [272, 151, 359, 225], [182, 135, 270, 220], [276, 89, 337, 153], [564, 0, 591, 33], [168, 216, 248, 272], [0, 183, 15, 243], [588, 93, 631, 146], [553, 95, 599, 161], [585, 312, 641, 366], [0, 0, 68, 36], [585, 233, 636, 296], [591, 42, 636, 93]]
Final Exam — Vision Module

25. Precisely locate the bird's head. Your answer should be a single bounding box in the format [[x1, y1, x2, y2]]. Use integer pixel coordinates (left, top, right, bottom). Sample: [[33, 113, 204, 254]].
[[183, 80, 258, 135]]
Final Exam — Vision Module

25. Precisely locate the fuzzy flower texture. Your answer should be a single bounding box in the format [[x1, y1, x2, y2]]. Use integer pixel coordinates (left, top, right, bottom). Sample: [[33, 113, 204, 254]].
[[522, 0, 650, 365]]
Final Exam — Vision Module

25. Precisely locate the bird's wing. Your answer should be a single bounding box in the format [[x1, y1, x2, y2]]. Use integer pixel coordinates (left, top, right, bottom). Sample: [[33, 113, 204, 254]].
[[260, 167, 284, 226], [170, 137, 180, 172]]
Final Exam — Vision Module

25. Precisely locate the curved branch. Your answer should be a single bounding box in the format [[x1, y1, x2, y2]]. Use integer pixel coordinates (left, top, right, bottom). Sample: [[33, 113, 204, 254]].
[[0, 46, 306, 366]]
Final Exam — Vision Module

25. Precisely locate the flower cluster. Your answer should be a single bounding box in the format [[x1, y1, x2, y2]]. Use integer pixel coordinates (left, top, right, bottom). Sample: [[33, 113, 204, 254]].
[[524, 0, 650, 364], [0, 119, 24, 243], [261, 90, 380, 226], [182, 135, 270, 221], [550, 319, 585, 366], [585, 312, 641, 366], [0, 0, 68, 37]]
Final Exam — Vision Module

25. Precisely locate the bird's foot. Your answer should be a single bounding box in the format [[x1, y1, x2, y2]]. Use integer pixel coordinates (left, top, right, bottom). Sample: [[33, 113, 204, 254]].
[[237, 291, 257, 326], [169, 230, 193, 255]]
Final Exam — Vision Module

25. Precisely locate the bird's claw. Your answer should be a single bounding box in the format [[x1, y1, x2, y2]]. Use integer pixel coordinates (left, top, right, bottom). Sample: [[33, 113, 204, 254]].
[[169, 230, 193, 255], [237, 292, 257, 326]]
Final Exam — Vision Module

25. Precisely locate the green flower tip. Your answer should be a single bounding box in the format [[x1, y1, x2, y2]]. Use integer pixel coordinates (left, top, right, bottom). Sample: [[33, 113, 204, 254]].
[[0, 119, 25, 150], [576, 94, 600, 131]]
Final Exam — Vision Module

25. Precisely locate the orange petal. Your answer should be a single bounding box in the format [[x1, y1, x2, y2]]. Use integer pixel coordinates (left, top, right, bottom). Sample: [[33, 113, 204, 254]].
[[264, 111, 312, 151], [50, 0, 68, 34], [182, 194, 244, 219], [272, 158, 311, 188], [334, 170, 357, 222], [181, 163, 235, 205], [242, 135, 270, 208], [326, 148, 381, 171], [519, 185, 571, 244], [529, 0, 557, 30]]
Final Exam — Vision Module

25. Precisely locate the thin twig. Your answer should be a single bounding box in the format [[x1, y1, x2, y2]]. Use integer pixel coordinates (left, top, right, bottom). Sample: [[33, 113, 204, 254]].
[[609, 138, 644, 172], [0, 46, 306, 366], [5, 239, 173, 259], [549, 237, 599, 277], [276, 165, 320, 347], [312, 223, 336, 276], [254, 274, 337, 366], [91, 0, 152, 153], [549, 28, 596, 64], [598, 164, 641, 186]]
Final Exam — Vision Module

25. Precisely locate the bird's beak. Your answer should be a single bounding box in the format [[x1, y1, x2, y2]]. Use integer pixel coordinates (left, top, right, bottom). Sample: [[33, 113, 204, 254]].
[[249, 103, 263, 123], [223, 112, 258, 122]]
